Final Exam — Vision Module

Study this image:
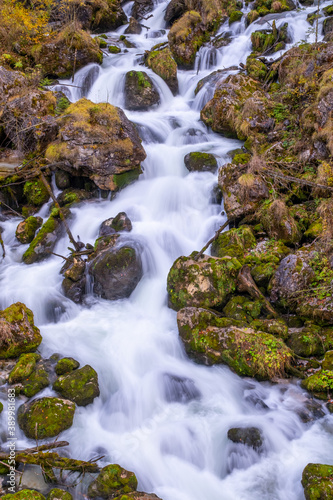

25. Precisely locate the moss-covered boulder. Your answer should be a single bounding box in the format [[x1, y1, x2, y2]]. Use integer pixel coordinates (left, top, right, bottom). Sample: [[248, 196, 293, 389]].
[[302, 463, 333, 499], [168, 11, 205, 69], [55, 357, 80, 376], [53, 365, 99, 406], [18, 397, 75, 439], [301, 370, 333, 399], [45, 99, 146, 192], [89, 245, 143, 301], [211, 226, 256, 261], [322, 351, 333, 370], [184, 152, 217, 173], [167, 253, 241, 311], [47, 489, 73, 500], [16, 216, 43, 244], [20, 360, 50, 397], [245, 239, 291, 289], [31, 25, 102, 79], [99, 212, 132, 236], [124, 71, 160, 111], [88, 464, 138, 498], [218, 162, 269, 221], [287, 325, 325, 357], [1, 490, 46, 499], [0, 302, 42, 359], [229, 10, 242, 23], [22, 212, 64, 265], [57, 188, 93, 207], [8, 353, 41, 383], [227, 427, 263, 449], [223, 296, 262, 322], [179, 323, 292, 380], [146, 47, 178, 95], [23, 180, 50, 207]]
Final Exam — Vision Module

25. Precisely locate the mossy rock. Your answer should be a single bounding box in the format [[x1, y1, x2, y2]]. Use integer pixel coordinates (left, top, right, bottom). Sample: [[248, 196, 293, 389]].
[[18, 397, 75, 439], [286, 325, 325, 357], [53, 365, 99, 406], [57, 188, 93, 207], [250, 318, 288, 340], [302, 463, 333, 499], [322, 351, 333, 370], [16, 216, 43, 244], [223, 296, 262, 322], [47, 488, 73, 500], [0, 302, 42, 358], [88, 464, 138, 498], [211, 226, 256, 262], [301, 370, 333, 399], [168, 11, 205, 69], [229, 10, 243, 23], [227, 427, 263, 449], [260, 200, 301, 245], [9, 353, 41, 384], [179, 324, 292, 380], [246, 55, 268, 82], [1, 490, 46, 499], [22, 213, 64, 265], [146, 47, 178, 95], [55, 357, 80, 376], [109, 45, 121, 53], [167, 254, 242, 311], [124, 71, 160, 111], [184, 152, 217, 173], [23, 179, 50, 207], [0, 402, 3, 413], [20, 360, 50, 397]]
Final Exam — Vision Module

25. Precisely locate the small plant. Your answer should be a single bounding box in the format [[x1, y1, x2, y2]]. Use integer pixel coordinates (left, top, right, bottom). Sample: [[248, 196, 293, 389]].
[[39, 77, 53, 88], [55, 96, 70, 115]]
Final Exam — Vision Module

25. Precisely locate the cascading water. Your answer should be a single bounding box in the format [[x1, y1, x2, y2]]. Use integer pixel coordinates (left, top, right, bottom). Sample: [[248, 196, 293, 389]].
[[1, 1, 333, 499]]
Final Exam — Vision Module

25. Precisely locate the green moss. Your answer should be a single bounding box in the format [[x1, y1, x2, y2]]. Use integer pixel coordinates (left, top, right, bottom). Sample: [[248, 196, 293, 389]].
[[53, 365, 99, 406], [0, 402, 3, 413], [17, 397, 75, 439], [223, 296, 262, 322], [22, 214, 61, 265], [302, 463, 333, 500], [23, 179, 49, 207], [109, 45, 121, 53], [229, 10, 243, 23], [47, 489, 73, 500], [211, 226, 256, 262], [88, 464, 137, 498], [55, 357, 80, 376], [16, 216, 43, 245], [1, 490, 46, 499], [251, 318, 288, 340], [9, 353, 41, 384], [21, 362, 50, 398], [287, 324, 324, 357], [112, 168, 141, 191], [301, 370, 333, 399], [146, 48, 178, 92], [96, 36, 107, 48]]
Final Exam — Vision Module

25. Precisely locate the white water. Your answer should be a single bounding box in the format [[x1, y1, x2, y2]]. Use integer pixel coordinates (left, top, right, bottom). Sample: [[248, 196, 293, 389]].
[[1, 1, 333, 498]]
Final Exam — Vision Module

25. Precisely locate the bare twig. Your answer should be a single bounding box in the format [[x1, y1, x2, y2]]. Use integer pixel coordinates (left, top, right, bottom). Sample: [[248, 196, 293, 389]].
[[193, 219, 231, 261]]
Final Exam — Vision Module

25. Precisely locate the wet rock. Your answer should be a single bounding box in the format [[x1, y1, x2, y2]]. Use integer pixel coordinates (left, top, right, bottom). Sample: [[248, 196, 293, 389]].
[[168, 11, 204, 69], [212, 31, 233, 48], [146, 47, 179, 95], [23, 179, 50, 207], [62, 275, 86, 304], [53, 364, 99, 406], [124, 71, 160, 110], [178, 323, 292, 380], [227, 427, 263, 450], [1, 490, 46, 499], [89, 245, 143, 300], [163, 373, 201, 402], [18, 397, 75, 439], [101, 212, 133, 233], [218, 162, 269, 220], [16, 216, 43, 244], [0, 302, 42, 358], [31, 27, 102, 78], [9, 353, 41, 384], [16, 359, 50, 398], [1, 90, 58, 153], [55, 170, 71, 190], [45, 99, 146, 192], [167, 254, 241, 311], [47, 489, 72, 500], [88, 464, 138, 498], [298, 399, 326, 423], [22, 211, 64, 265], [57, 188, 94, 207], [211, 226, 256, 261], [132, 0, 154, 19], [184, 152, 217, 172], [301, 370, 333, 399], [269, 251, 315, 311], [302, 463, 333, 499], [165, 0, 187, 26], [125, 17, 142, 34], [55, 357, 80, 376]]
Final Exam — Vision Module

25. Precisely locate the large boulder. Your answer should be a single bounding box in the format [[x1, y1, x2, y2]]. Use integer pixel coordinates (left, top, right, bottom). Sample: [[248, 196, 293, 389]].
[[1, 90, 58, 153], [31, 26, 102, 78], [146, 48, 179, 95], [22, 211, 64, 265], [167, 254, 241, 311], [88, 464, 138, 498], [124, 71, 160, 111], [89, 245, 143, 300], [53, 365, 100, 406], [168, 11, 205, 69], [0, 303, 42, 358], [45, 99, 146, 192], [302, 463, 333, 499], [18, 397, 75, 439]]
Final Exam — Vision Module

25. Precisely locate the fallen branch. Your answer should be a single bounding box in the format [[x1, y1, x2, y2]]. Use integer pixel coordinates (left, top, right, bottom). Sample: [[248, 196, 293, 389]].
[[193, 219, 231, 261], [263, 166, 333, 192], [0, 441, 70, 460], [237, 265, 279, 318]]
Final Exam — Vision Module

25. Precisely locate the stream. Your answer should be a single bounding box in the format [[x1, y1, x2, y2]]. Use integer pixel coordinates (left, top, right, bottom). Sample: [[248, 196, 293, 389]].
[[1, 0, 333, 498]]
